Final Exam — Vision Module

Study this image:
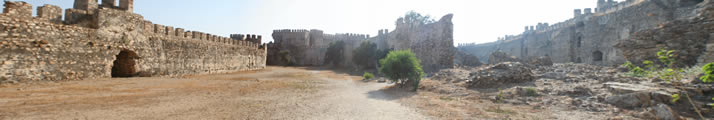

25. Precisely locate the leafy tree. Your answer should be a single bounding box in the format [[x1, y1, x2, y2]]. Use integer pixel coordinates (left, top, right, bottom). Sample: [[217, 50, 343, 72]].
[[324, 40, 345, 67], [379, 50, 425, 91], [352, 41, 378, 70], [397, 11, 436, 25]]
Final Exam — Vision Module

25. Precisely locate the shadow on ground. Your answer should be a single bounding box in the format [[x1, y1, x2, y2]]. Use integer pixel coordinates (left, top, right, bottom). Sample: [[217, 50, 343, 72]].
[[366, 85, 417, 101]]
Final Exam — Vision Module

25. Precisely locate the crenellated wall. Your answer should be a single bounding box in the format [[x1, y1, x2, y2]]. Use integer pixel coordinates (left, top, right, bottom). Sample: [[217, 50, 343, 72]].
[[458, 0, 710, 66], [268, 29, 369, 66], [268, 14, 455, 73], [0, 1, 266, 84]]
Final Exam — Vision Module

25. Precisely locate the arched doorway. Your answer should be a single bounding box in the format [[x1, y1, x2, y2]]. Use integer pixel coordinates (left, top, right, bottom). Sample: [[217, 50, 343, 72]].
[[111, 50, 139, 77], [593, 51, 603, 61]]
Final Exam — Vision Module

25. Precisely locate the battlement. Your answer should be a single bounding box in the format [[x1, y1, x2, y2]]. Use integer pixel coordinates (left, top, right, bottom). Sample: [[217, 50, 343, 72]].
[[230, 34, 263, 44], [272, 29, 311, 33], [324, 33, 370, 40], [596, 0, 643, 14], [1, 1, 260, 49]]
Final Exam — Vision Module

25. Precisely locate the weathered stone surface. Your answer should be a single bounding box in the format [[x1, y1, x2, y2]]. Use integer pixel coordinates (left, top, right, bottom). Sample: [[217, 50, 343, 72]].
[[488, 51, 520, 64], [605, 92, 652, 109], [527, 56, 553, 66], [466, 62, 534, 88], [269, 14, 454, 72], [459, 0, 713, 66], [0, 2, 266, 84], [454, 51, 482, 67], [3, 1, 32, 18], [641, 104, 680, 120]]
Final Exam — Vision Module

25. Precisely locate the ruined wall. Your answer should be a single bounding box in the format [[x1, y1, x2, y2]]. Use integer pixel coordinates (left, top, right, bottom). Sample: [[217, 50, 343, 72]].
[[618, 2, 714, 66], [0, 1, 266, 84], [269, 14, 455, 72], [268, 29, 368, 66], [459, 0, 708, 66], [384, 14, 455, 72]]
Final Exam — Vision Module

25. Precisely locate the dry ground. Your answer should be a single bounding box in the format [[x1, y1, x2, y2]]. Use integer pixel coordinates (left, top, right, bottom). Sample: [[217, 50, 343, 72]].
[[0, 67, 427, 120]]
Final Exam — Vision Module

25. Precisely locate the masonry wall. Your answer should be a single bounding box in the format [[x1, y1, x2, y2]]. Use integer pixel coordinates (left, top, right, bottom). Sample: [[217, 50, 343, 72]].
[[269, 14, 455, 72], [384, 14, 455, 72], [0, 2, 266, 84], [458, 0, 708, 66]]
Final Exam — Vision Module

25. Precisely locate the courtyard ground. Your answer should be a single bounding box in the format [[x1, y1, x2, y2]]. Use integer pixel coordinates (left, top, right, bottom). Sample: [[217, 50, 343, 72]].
[[0, 67, 427, 120]]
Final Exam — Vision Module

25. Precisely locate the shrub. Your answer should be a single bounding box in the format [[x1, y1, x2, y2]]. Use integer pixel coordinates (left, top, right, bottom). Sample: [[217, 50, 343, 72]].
[[363, 72, 374, 80], [379, 50, 425, 91], [525, 87, 539, 96], [701, 63, 714, 83]]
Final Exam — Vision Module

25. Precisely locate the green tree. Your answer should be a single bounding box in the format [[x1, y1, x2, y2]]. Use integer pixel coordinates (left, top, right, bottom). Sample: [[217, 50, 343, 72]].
[[379, 50, 425, 91], [324, 40, 345, 67], [352, 41, 378, 70], [397, 11, 436, 25]]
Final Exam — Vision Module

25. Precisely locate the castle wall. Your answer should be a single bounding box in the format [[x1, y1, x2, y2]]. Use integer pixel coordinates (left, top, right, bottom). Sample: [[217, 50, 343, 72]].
[[458, 0, 707, 66], [269, 14, 455, 72], [386, 14, 455, 72], [0, 1, 266, 84]]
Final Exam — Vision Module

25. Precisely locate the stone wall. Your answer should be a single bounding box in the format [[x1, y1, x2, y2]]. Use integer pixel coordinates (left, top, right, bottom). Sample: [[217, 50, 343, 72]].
[[0, 1, 266, 84], [381, 14, 455, 72], [458, 0, 710, 66], [269, 14, 455, 72]]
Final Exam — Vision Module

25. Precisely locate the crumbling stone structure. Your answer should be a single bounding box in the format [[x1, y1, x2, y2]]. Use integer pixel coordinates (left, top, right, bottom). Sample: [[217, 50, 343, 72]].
[[268, 29, 368, 66], [0, 1, 266, 84], [269, 14, 454, 72], [458, 0, 711, 66]]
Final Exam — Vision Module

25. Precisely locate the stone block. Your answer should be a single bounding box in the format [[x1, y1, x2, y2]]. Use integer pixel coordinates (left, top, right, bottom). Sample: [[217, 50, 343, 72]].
[[64, 9, 88, 24], [143, 21, 153, 33], [175, 28, 184, 37], [119, 0, 133, 12], [165, 26, 174, 36], [3, 1, 33, 18], [101, 0, 116, 8], [73, 0, 98, 11], [153, 24, 165, 34], [37, 5, 62, 23]]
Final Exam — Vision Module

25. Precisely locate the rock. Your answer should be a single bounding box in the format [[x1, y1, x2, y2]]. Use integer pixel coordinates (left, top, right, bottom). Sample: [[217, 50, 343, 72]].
[[467, 62, 534, 88], [540, 72, 566, 80], [604, 82, 657, 94], [605, 92, 652, 109], [528, 56, 553, 66], [643, 104, 680, 120], [455, 51, 483, 67], [488, 51, 520, 64]]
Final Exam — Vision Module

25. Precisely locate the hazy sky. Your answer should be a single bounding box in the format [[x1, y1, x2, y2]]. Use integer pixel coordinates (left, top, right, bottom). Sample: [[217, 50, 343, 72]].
[[4, 0, 620, 45]]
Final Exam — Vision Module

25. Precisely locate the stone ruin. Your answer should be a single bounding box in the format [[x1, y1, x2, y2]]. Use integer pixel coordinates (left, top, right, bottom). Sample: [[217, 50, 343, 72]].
[[458, 0, 713, 67], [268, 14, 455, 73], [0, 0, 267, 84]]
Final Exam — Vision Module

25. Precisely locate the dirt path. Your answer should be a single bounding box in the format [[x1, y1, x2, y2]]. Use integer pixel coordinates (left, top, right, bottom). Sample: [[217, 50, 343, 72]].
[[0, 67, 427, 120]]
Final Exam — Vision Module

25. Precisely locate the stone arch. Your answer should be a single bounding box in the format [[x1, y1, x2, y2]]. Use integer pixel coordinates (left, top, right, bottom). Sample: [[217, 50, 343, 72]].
[[111, 49, 139, 77], [593, 51, 603, 61]]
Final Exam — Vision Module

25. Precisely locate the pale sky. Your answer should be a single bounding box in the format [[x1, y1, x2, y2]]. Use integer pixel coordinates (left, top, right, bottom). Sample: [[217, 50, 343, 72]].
[[4, 0, 621, 45]]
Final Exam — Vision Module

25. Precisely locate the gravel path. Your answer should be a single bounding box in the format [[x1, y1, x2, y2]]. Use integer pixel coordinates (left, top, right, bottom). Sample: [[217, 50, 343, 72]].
[[0, 67, 427, 120]]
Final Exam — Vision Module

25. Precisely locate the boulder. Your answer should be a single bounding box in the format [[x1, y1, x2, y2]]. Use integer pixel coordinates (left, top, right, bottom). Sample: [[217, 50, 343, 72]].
[[488, 51, 520, 64], [528, 56, 553, 66], [640, 104, 680, 120], [605, 92, 653, 109], [467, 62, 534, 88]]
